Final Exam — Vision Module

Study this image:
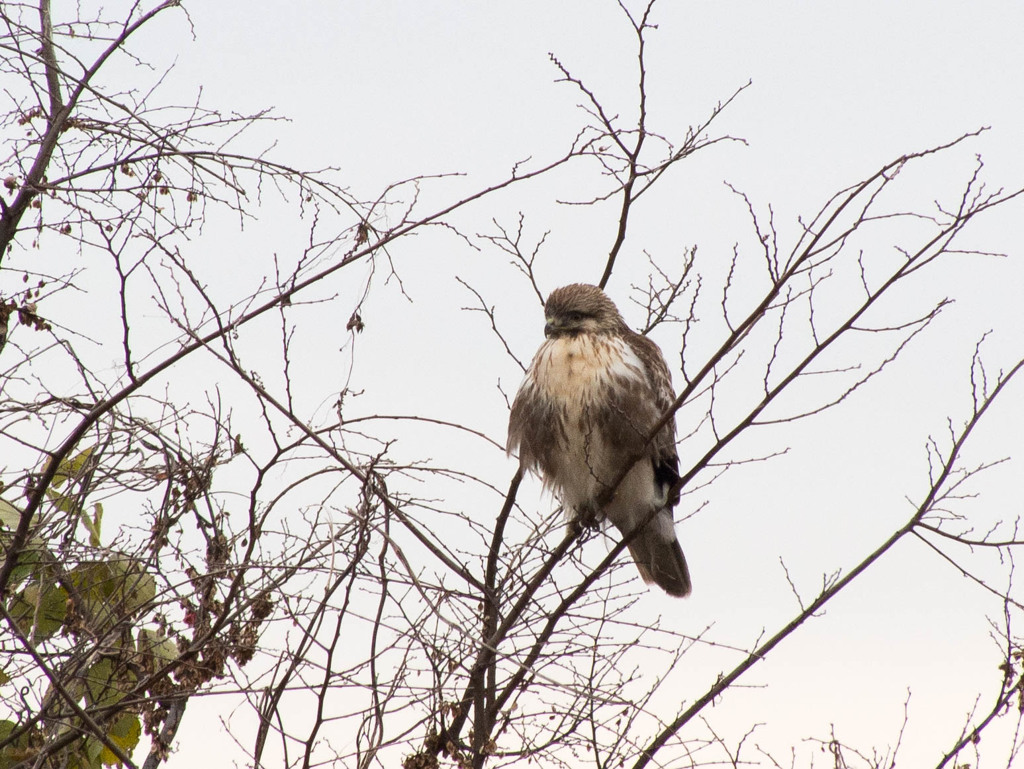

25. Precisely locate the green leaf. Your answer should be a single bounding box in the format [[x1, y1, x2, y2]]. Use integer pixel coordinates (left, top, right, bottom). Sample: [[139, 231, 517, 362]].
[[0, 718, 38, 769], [81, 502, 104, 546], [46, 487, 81, 516], [0, 498, 43, 588], [103, 559, 156, 615], [3, 545, 46, 591], [7, 582, 68, 641], [83, 658, 114, 705], [70, 562, 116, 625], [82, 659, 135, 708], [0, 500, 55, 588], [99, 713, 141, 766], [50, 446, 95, 488], [0, 498, 21, 531], [69, 560, 154, 632], [81, 736, 105, 769], [122, 569, 156, 614], [138, 628, 179, 665]]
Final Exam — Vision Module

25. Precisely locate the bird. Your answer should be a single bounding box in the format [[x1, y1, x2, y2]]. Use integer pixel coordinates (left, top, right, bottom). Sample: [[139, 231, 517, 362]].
[[507, 283, 691, 597]]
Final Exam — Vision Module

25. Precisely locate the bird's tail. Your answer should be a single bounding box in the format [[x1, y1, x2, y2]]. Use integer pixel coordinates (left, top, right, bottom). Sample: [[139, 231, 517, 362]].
[[623, 512, 691, 597]]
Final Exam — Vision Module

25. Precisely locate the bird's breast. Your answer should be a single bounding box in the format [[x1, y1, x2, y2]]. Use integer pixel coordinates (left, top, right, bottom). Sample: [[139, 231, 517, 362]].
[[532, 335, 643, 406], [520, 334, 652, 512]]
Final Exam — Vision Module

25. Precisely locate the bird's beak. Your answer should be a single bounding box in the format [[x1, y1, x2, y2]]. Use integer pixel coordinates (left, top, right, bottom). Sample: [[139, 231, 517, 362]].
[[543, 317, 556, 338]]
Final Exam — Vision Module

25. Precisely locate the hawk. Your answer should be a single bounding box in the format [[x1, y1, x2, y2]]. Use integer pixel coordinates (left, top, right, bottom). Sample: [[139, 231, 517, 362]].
[[508, 283, 691, 597]]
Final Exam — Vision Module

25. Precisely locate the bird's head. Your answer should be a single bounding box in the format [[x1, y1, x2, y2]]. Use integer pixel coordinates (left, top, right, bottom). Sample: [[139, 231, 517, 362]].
[[543, 283, 628, 339]]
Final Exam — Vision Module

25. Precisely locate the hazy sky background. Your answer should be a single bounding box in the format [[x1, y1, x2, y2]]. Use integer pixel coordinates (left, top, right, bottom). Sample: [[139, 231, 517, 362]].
[[67, 1, 1024, 764]]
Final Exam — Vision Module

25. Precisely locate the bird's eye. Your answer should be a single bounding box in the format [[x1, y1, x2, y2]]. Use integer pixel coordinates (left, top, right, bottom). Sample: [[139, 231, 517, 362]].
[[566, 311, 584, 323]]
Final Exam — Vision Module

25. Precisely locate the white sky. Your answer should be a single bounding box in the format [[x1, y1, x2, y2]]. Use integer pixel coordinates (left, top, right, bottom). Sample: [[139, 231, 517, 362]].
[[162, 1, 1024, 765], [12, 1, 1024, 766]]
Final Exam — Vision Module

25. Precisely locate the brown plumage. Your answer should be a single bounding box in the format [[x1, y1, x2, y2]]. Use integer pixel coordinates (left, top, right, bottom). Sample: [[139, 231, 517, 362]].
[[508, 283, 691, 597]]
